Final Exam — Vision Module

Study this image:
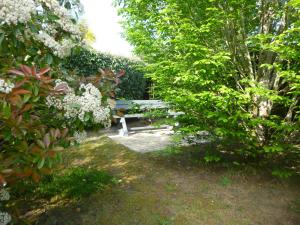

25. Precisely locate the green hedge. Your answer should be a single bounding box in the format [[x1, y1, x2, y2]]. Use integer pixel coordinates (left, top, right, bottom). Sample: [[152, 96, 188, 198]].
[[64, 47, 147, 100]]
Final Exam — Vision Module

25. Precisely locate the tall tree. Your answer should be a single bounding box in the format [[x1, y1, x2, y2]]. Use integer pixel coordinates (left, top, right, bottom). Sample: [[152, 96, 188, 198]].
[[117, 0, 299, 157]]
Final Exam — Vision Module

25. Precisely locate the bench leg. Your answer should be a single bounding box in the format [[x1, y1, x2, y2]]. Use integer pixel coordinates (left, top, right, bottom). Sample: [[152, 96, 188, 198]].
[[119, 117, 129, 136]]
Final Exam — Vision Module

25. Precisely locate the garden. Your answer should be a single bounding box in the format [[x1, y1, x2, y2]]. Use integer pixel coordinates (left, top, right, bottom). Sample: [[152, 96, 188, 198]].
[[0, 0, 299, 224]]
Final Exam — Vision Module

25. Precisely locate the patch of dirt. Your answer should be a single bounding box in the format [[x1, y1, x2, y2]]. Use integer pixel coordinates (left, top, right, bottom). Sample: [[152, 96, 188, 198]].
[[27, 135, 300, 225]]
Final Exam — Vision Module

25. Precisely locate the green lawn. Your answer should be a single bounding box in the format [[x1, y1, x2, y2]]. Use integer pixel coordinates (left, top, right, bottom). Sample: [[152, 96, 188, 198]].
[[22, 135, 300, 225]]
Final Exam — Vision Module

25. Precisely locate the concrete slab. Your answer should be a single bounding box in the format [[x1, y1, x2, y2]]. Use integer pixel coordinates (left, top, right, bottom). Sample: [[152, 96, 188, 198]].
[[107, 128, 174, 153]]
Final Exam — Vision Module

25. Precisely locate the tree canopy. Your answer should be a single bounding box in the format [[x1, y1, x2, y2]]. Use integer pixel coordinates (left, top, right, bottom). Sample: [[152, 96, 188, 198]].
[[117, 0, 300, 160]]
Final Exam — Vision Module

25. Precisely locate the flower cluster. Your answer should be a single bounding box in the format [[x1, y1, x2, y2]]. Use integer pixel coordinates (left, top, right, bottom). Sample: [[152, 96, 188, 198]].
[[38, 0, 81, 36], [47, 81, 111, 127], [0, 189, 9, 201], [0, 0, 36, 25], [33, 32, 75, 58], [73, 130, 87, 144], [0, 211, 11, 225], [0, 79, 14, 94]]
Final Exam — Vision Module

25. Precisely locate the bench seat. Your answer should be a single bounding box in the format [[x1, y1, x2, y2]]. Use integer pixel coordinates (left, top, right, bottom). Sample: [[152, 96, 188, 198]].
[[113, 100, 183, 136]]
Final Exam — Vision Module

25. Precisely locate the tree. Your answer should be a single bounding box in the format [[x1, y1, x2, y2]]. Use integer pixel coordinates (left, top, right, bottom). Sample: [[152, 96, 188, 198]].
[[116, 0, 299, 159]]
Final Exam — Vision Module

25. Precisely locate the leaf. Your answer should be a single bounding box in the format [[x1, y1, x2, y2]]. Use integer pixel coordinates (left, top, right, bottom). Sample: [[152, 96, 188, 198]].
[[37, 67, 51, 76], [37, 140, 45, 149], [20, 65, 32, 75], [21, 104, 33, 113], [16, 115, 23, 125], [13, 89, 32, 95], [46, 151, 56, 158], [23, 94, 31, 103], [37, 158, 45, 169], [43, 133, 51, 148], [31, 66, 37, 77], [61, 128, 69, 138], [46, 54, 53, 65], [0, 33, 4, 46], [2, 103, 11, 118], [8, 69, 24, 76], [32, 172, 41, 182], [9, 95, 22, 105]]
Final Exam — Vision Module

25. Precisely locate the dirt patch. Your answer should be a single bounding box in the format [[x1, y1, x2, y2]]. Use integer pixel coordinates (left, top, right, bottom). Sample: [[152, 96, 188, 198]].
[[26, 135, 300, 225]]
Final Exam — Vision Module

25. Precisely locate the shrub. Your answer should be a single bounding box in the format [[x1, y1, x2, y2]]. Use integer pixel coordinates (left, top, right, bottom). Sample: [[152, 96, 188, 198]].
[[117, 0, 300, 171], [65, 47, 148, 99]]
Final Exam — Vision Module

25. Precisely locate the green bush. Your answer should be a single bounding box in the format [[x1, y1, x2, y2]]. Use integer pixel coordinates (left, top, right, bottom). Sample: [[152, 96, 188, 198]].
[[117, 0, 300, 172], [65, 47, 148, 99]]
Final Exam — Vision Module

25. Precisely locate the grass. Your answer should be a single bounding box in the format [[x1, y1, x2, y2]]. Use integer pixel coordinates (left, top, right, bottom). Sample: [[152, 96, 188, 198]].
[[17, 135, 300, 225], [37, 167, 116, 199]]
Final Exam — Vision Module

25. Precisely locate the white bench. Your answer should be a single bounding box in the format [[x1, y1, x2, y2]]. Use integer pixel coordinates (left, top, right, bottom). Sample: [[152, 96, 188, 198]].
[[113, 100, 183, 136]]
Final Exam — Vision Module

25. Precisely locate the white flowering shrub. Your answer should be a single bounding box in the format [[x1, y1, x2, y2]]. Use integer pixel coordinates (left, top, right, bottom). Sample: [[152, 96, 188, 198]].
[[0, 0, 84, 70], [0, 0, 36, 25], [47, 80, 111, 144]]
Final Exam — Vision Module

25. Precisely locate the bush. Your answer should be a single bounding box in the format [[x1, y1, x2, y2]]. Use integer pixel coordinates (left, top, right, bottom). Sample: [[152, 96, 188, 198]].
[[65, 47, 148, 99], [117, 0, 300, 172]]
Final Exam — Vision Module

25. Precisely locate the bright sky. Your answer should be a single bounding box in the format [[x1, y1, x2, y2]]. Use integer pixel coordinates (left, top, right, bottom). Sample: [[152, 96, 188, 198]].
[[81, 0, 133, 57]]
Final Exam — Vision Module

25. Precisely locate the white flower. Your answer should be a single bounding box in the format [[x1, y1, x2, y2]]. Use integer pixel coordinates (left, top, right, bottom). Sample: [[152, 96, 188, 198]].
[[47, 81, 111, 127], [0, 211, 11, 225], [37, 0, 81, 36], [0, 79, 14, 94], [0, 189, 9, 201], [0, 0, 36, 25], [73, 130, 87, 144]]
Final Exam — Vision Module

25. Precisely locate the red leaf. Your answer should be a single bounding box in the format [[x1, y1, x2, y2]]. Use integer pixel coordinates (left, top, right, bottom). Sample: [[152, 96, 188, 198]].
[[37, 68, 51, 76], [61, 128, 68, 138], [21, 65, 32, 75], [117, 69, 126, 77], [31, 66, 37, 77], [32, 172, 41, 182], [46, 151, 56, 158], [14, 80, 27, 88], [0, 174, 6, 186], [9, 95, 22, 105], [16, 115, 23, 125], [13, 89, 31, 95], [21, 104, 33, 113], [31, 145, 42, 153], [8, 69, 24, 76], [55, 129, 61, 138]]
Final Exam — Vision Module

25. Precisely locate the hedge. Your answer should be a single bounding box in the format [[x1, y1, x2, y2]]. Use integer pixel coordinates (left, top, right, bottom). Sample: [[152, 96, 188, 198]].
[[64, 47, 148, 100]]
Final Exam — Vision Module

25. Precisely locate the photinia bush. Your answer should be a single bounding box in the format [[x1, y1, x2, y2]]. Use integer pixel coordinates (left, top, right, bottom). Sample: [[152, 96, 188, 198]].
[[0, 65, 71, 186]]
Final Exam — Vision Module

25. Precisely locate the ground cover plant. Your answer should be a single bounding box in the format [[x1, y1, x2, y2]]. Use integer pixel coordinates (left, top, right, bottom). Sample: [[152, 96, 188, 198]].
[[116, 0, 300, 174]]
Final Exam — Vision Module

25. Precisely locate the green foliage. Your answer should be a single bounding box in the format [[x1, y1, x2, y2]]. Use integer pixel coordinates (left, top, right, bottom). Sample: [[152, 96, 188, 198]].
[[143, 108, 169, 119], [36, 167, 115, 199], [204, 153, 221, 164], [220, 176, 231, 187], [117, 0, 300, 169], [11, 167, 116, 200], [271, 169, 293, 179], [0, 66, 70, 185], [65, 47, 147, 99]]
